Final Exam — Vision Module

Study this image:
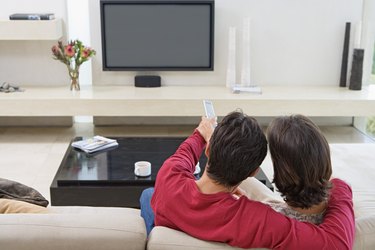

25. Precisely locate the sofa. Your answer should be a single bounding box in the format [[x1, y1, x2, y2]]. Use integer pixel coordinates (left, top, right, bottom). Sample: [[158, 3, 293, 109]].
[[0, 144, 374, 250]]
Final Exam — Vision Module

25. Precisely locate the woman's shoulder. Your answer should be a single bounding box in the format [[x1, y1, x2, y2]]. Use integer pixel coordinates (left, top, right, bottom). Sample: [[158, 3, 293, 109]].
[[266, 202, 324, 224]]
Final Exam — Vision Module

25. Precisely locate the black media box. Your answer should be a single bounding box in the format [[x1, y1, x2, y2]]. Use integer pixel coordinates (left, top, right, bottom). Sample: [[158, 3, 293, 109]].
[[135, 75, 161, 88], [9, 13, 55, 20]]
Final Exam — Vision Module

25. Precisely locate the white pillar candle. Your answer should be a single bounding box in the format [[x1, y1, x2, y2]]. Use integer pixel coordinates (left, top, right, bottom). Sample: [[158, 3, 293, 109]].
[[241, 17, 251, 87], [354, 21, 362, 48], [226, 26, 237, 88]]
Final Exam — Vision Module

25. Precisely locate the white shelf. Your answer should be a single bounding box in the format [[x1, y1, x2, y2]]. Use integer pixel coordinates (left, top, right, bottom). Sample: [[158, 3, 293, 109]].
[[0, 19, 63, 40], [0, 85, 374, 117]]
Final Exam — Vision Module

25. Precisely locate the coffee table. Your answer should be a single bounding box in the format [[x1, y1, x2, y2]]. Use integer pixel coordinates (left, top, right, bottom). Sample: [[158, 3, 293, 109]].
[[50, 137, 273, 208]]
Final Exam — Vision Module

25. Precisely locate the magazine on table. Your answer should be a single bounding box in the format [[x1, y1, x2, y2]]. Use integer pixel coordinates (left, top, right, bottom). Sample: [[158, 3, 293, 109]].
[[72, 136, 118, 154]]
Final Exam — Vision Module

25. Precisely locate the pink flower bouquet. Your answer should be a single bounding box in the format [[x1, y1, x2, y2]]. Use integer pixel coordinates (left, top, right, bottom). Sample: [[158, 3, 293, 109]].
[[52, 40, 96, 91]]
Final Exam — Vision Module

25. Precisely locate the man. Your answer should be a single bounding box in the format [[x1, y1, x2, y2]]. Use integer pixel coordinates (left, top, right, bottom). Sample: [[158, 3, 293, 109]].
[[149, 111, 355, 249]]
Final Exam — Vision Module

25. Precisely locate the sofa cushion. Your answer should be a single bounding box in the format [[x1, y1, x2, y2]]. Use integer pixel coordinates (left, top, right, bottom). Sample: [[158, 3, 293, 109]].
[[147, 226, 267, 250], [329, 144, 375, 218], [0, 206, 146, 250], [0, 198, 48, 213], [354, 215, 375, 249]]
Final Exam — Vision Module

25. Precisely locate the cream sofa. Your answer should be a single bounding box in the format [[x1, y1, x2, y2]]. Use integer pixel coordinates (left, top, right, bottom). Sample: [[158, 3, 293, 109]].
[[0, 144, 374, 250]]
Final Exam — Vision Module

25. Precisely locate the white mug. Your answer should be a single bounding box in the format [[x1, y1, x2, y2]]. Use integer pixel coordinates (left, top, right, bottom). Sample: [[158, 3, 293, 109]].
[[134, 161, 151, 177]]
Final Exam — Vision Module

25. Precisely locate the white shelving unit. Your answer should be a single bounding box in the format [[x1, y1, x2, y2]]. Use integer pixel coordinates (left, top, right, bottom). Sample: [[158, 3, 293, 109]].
[[0, 85, 374, 117], [0, 18, 63, 40]]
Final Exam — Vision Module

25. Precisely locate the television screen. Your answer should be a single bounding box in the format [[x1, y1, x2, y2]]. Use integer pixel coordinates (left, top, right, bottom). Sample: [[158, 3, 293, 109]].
[[100, 0, 214, 71]]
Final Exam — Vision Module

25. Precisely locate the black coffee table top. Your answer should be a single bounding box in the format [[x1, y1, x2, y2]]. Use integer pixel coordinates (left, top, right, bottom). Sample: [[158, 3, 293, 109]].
[[51, 136, 273, 207], [54, 137, 207, 187]]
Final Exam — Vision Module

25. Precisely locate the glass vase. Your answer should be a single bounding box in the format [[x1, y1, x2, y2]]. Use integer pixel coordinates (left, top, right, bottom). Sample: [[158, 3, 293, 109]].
[[69, 67, 80, 91]]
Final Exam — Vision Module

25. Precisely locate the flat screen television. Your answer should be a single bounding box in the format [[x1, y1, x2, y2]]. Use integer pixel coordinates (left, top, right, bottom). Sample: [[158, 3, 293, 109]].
[[100, 0, 215, 71]]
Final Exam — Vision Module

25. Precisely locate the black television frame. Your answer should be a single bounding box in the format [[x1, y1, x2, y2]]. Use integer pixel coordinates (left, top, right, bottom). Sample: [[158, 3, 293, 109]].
[[100, 0, 215, 71]]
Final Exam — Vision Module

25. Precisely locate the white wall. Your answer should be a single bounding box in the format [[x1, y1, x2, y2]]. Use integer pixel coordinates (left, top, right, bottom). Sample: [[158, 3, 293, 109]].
[[0, 0, 366, 88], [89, 0, 363, 86], [362, 0, 375, 85], [0, 0, 69, 86]]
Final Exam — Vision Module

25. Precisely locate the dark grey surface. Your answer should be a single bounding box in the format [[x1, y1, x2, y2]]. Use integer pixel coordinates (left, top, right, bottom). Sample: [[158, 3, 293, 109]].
[[339, 22, 351, 87], [100, 1, 214, 70], [349, 48, 364, 91]]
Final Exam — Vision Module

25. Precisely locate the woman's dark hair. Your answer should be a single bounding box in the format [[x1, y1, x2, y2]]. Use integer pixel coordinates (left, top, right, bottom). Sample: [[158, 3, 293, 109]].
[[267, 115, 332, 209], [207, 111, 267, 188]]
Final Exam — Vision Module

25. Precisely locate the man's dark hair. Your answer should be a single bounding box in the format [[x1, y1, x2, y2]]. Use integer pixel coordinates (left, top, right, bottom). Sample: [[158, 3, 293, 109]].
[[267, 115, 332, 209], [207, 111, 267, 188]]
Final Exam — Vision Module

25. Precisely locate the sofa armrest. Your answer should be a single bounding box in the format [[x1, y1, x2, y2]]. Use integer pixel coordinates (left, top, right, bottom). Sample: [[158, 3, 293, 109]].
[[0, 206, 146, 250]]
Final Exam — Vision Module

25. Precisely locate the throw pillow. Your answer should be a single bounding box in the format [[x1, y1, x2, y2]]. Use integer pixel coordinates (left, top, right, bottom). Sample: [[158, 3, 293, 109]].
[[0, 178, 49, 207], [0, 198, 48, 213]]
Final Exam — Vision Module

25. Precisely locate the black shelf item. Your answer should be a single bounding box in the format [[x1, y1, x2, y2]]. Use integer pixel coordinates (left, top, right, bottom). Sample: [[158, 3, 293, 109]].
[[349, 48, 365, 91], [9, 13, 55, 20], [340, 22, 351, 87]]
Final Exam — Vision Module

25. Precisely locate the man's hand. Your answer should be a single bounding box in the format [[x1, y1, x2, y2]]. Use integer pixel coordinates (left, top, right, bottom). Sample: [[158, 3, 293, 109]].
[[197, 116, 217, 143]]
